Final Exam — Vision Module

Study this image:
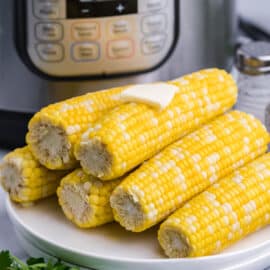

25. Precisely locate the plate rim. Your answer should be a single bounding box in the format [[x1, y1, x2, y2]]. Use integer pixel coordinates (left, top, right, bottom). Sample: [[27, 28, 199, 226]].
[[6, 197, 270, 264]]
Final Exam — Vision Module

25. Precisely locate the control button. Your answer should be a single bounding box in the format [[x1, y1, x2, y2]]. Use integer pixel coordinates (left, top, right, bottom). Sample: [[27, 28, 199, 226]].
[[34, 3, 60, 19], [109, 20, 131, 36], [35, 23, 63, 41], [142, 14, 167, 34], [140, 0, 167, 12], [115, 3, 126, 14], [142, 34, 166, 55], [108, 40, 134, 59], [36, 43, 64, 62], [72, 23, 100, 41], [72, 42, 100, 62]]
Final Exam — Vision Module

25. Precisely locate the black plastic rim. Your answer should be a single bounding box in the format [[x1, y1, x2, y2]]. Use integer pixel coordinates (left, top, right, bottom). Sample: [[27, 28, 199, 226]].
[[0, 110, 32, 149]]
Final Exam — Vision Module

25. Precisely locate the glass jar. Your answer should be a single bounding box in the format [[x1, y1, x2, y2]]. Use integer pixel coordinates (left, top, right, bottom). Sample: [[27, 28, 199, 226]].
[[234, 41, 270, 130]]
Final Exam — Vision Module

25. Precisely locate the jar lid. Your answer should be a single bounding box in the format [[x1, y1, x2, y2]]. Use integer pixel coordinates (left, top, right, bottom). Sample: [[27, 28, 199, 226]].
[[236, 41, 270, 75]]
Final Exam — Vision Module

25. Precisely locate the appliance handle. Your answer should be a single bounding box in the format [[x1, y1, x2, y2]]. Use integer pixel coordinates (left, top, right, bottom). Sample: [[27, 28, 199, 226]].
[[239, 17, 270, 42]]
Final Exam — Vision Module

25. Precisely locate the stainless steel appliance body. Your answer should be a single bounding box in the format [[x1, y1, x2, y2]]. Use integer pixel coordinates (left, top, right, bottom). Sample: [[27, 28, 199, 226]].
[[0, 0, 236, 147]]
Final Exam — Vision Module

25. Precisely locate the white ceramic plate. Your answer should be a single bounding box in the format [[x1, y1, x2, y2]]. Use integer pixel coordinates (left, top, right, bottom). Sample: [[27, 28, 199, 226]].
[[6, 197, 270, 270]]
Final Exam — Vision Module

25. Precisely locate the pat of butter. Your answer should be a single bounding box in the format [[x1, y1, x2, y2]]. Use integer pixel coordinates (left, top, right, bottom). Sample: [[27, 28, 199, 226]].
[[120, 83, 179, 110]]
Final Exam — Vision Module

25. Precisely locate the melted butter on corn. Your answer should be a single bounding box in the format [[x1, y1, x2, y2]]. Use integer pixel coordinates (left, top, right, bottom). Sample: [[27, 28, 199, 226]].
[[75, 68, 238, 180], [119, 83, 179, 109]]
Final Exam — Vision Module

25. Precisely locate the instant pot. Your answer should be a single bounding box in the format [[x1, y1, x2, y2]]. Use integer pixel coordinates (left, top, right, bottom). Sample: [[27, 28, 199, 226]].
[[0, 0, 236, 147]]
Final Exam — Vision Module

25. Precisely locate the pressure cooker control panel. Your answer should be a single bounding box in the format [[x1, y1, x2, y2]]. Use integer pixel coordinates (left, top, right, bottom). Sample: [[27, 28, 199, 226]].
[[22, 0, 178, 78]]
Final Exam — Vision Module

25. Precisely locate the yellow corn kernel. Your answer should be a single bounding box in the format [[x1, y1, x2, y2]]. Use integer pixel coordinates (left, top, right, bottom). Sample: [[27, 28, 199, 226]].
[[26, 87, 123, 170], [75, 68, 237, 180], [110, 111, 269, 232], [57, 169, 122, 228], [159, 153, 270, 258], [0, 146, 68, 204]]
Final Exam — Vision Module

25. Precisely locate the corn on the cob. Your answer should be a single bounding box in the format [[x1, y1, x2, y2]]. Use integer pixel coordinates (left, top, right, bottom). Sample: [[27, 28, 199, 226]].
[[57, 169, 122, 228], [0, 147, 68, 204], [159, 153, 270, 258], [75, 69, 237, 180], [110, 111, 269, 232], [26, 87, 124, 170]]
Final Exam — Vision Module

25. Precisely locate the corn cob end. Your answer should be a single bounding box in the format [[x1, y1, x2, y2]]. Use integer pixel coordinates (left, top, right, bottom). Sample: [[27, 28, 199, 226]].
[[1, 147, 69, 204], [57, 182, 93, 228], [158, 226, 191, 258], [110, 187, 145, 232], [0, 158, 24, 202], [58, 169, 122, 228], [75, 138, 112, 179], [27, 118, 74, 170]]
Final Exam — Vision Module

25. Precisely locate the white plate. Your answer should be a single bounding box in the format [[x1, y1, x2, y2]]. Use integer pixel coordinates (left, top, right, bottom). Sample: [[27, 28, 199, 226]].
[[6, 197, 270, 270]]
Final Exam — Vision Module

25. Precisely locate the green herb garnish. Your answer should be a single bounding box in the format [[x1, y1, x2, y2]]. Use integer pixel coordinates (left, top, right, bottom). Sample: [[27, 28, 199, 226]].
[[0, 251, 79, 270]]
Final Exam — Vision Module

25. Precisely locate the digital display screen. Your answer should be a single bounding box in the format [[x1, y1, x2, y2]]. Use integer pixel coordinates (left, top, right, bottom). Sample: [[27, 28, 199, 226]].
[[67, 0, 138, 18]]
